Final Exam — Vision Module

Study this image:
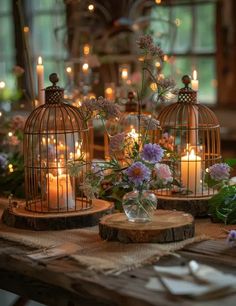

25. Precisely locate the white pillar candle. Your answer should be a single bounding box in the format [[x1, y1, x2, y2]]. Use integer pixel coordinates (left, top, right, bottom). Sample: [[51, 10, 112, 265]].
[[191, 70, 199, 91], [181, 148, 201, 194], [46, 170, 74, 210], [36, 56, 45, 106]]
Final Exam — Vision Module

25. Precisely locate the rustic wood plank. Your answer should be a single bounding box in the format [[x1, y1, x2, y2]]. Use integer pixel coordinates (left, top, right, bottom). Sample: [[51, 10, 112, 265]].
[[0, 239, 236, 306], [99, 210, 194, 243]]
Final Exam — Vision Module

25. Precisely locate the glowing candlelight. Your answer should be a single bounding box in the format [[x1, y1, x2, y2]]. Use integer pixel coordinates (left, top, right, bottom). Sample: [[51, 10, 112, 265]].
[[46, 164, 74, 210], [181, 148, 201, 193], [36, 56, 45, 106], [105, 87, 115, 100], [82, 63, 89, 73], [191, 70, 199, 91], [83, 44, 90, 55]]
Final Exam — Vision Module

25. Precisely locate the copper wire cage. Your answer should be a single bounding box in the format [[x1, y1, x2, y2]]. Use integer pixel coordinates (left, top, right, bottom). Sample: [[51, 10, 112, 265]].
[[105, 91, 161, 160], [157, 76, 221, 198], [24, 73, 92, 213]]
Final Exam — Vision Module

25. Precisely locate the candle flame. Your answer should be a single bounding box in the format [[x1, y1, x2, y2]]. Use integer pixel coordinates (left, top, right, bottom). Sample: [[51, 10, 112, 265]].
[[82, 63, 89, 72], [193, 70, 197, 81], [121, 68, 128, 80], [38, 56, 43, 65]]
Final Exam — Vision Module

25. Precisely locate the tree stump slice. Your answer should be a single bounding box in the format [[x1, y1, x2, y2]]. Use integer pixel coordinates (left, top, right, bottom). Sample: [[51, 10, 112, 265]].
[[99, 210, 194, 243], [157, 194, 210, 217], [2, 199, 113, 231]]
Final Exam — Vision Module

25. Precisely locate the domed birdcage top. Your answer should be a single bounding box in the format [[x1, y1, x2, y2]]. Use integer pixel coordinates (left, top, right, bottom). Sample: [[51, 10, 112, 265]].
[[24, 73, 88, 134], [158, 75, 220, 131]]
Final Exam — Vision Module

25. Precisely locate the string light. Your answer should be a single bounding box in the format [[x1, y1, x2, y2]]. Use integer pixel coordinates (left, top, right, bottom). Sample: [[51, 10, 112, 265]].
[[155, 61, 161, 68], [0, 81, 6, 89], [0, 111, 2, 117], [155, 0, 161, 4], [66, 67, 72, 73], [8, 132, 13, 137], [150, 83, 158, 91], [8, 164, 14, 173], [83, 44, 90, 55], [82, 63, 89, 72], [175, 18, 181, 27], [23, 26, 29, 33], [163, 55, 169, 62], [88, 4, 94, 11]]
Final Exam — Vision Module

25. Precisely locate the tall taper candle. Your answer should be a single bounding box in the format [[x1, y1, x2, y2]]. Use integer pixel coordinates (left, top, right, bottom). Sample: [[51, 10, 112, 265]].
[[36, 56, 45, 106]]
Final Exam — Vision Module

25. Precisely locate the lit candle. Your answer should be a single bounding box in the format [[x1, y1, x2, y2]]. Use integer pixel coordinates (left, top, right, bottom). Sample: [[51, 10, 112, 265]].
[[121, 68, 128, 81], [191, 70, 199, 91], [105, 87, 115, 100], [82, 63, 89, 74], [46, 166, 74, 210], [83, 44, 90, 55], [128, 127, 139, 142], [66, 66, 73, 82], [36, 56, 45, 106], [181, 148, 201, 193]]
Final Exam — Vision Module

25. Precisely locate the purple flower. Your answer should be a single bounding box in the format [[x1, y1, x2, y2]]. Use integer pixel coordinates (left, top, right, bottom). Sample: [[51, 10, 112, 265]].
[[208, 163, 230, 181], [125, 162, 151, 186], [227, 230, 236, 247], [154, 163, 173, 185], [140, 143, 164, 164]]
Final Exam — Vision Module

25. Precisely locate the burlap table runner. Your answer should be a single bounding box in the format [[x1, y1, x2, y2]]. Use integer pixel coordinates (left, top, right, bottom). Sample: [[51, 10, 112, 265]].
[[0, 212, 234, 274]]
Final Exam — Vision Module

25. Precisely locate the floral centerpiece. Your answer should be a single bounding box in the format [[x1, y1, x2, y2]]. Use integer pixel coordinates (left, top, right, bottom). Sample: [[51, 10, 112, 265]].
[[68, 34, 177, 222]]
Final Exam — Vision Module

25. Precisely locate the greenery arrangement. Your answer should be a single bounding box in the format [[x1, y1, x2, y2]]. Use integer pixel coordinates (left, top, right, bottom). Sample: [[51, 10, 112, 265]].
[[205, 159, 236, 224]]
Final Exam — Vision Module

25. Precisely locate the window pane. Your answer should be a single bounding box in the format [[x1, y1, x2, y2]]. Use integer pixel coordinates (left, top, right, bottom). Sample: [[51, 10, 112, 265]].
[[195, 4, 216, 52], [163, 56, 216, 104], [31, 0, 64, 12], [171, 6, 192, 53]]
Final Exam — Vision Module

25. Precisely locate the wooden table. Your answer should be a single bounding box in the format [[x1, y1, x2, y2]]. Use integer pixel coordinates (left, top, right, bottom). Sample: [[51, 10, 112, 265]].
[[0, 212, 236, 305]]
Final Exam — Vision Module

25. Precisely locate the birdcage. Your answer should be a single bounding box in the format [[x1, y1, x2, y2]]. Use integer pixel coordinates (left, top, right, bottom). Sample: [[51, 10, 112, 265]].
[[157, 75, 221, 200], [24, 73, 92, 213], [104, 91, 161, 161]]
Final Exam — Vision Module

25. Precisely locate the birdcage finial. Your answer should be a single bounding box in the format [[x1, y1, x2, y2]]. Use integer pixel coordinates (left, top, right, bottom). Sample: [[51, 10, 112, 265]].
[[49, 73, 59, 86], [178, 74, 197, 104], [45, 73, 64, 104]]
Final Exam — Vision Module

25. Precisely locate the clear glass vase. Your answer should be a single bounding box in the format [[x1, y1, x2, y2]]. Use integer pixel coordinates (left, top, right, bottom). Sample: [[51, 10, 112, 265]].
[[122, 190, 157, 222]]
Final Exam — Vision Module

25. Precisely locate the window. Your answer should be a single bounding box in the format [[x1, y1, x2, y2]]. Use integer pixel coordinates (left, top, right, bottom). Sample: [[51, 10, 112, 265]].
[[150, 1, 216, 104], [26, 0, 68, 86], [0, 0, 16, 89]]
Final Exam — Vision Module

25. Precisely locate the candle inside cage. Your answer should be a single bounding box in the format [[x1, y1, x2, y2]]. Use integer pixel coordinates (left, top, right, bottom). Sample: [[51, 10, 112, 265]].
[[46, 165, 74, 210], [181, 148, 202, 193]]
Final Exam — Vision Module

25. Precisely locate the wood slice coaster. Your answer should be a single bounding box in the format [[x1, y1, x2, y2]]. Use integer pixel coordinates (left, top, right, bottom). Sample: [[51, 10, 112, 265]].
[[157, 194, 210, 217], [99, 210, 194, 243], [2, 199, 113, 231]]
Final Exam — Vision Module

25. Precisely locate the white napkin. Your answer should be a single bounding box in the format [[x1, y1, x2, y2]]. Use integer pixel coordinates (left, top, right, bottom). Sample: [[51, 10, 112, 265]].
[[146, 263, 236, 297]]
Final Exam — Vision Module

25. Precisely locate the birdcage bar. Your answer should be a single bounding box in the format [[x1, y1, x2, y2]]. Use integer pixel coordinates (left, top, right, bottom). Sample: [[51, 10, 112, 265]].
[[157, 75, 221, 199], [24, 74, 92, 213]]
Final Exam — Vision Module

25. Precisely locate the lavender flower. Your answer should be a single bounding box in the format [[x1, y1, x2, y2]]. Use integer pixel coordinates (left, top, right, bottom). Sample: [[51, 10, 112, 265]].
[[140, 143, 164, 164], [125, 162, 151, 186], [227, 230, 236, 247], [154, 163, 173, 185], [109, 132, 126, 154], [97, 97, 121, 119], [158, 77, 176, 89], [208, 163, 230, 181]]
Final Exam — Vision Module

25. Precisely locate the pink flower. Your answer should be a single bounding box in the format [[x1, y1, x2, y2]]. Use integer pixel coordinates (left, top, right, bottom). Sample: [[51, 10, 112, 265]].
[[154, 163, 173, 185]]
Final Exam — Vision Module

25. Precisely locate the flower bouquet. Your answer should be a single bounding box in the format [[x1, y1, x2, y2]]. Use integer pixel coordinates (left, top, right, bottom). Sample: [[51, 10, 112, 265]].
[[68, 34, 177, 222]]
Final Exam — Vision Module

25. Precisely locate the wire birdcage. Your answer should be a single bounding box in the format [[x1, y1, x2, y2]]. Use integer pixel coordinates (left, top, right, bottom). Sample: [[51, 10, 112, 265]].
[[157, 75, 221, 198], [24, 73, 92, 213], [104, 91, 161, 160]]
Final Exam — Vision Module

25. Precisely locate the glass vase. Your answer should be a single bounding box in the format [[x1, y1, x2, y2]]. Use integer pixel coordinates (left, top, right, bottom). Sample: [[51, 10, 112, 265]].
[[122, 190, 157, 222]]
